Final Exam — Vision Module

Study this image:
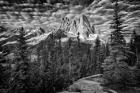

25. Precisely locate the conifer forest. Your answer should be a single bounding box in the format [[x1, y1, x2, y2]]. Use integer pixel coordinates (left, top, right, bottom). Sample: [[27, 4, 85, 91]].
[[0, 0, 140, 93]]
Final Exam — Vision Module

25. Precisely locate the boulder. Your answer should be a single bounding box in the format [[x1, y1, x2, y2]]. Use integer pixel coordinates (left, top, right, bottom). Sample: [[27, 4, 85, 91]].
[[67, 74, 117, 93], [69, 80, 104, 93]]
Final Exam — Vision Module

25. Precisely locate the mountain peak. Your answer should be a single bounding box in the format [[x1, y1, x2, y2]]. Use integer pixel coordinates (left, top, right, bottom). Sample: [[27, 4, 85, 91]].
[[68, 14, 94, 40]]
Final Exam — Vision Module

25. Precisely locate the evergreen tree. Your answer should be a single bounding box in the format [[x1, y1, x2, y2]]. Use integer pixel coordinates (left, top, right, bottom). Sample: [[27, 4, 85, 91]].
[[102, 0, 132, 86], [129, 30, 140, 85], [37, 33, 55, 93], [9, 27, 31, 93], [130, 30, 137, 54], [94, 36, 101, 74], [129, 30, 137, 66], [0, 49, 5, 88], [0, 25, 10, 88], [105, 42, 110, 57], [110, 0, 125, 46]]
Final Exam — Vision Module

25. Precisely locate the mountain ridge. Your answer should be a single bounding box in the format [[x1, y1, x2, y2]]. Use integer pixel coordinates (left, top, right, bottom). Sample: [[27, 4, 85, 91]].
[[0, 0, 140, 46]]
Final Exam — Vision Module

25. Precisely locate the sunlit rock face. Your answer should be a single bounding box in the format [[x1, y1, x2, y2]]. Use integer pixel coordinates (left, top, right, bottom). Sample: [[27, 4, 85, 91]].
[[68, 14, 94, 40], [25, 14, 103, 46], [64, 14, 106, 44]]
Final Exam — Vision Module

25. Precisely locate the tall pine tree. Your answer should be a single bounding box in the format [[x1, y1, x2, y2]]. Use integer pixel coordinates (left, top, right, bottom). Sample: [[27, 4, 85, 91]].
[[110, 0, 125, 46], [129, 30, 137, 66], [9, 27, 31, 93], [102, 0, 132, 86], [0, 25, 10, 88], [94, 36, 102, 74]]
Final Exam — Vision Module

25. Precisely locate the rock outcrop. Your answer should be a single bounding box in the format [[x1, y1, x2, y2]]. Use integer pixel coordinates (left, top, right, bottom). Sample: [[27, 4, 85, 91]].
[[58, 74, 117, 93]]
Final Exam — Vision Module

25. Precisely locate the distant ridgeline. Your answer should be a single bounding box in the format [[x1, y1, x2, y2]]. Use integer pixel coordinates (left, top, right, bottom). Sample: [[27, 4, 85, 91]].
[[1, 13, 138, 51], [27, 14, 105, 47]]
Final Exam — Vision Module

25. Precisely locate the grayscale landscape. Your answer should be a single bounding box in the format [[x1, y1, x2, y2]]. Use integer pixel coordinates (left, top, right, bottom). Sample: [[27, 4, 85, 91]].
[[0, 0, 140, 93]]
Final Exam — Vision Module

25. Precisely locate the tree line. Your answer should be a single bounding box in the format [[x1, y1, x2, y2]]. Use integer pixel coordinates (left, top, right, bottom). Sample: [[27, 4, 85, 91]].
[[0, 26, 107, 93]]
